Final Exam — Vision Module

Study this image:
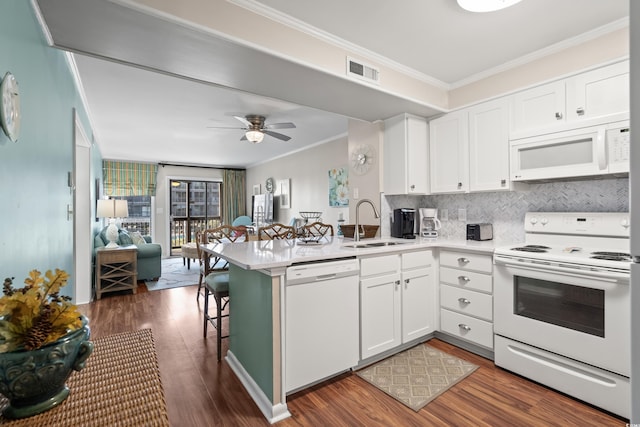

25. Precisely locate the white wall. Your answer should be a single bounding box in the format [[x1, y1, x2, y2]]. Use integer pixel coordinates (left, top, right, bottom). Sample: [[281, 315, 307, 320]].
[[246, 136, 349, 229]]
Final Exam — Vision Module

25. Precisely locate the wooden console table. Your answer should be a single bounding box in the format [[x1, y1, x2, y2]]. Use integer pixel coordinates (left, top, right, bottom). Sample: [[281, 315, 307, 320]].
[[95, 245, 138, 300]]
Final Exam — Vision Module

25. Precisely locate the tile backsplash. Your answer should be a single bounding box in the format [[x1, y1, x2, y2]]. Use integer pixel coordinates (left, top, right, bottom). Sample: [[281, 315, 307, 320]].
[[382, 177, 629, 244]]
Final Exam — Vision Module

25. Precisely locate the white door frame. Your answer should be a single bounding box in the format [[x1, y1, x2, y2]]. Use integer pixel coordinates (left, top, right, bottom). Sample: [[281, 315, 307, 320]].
[[74, 110, 92, 304]]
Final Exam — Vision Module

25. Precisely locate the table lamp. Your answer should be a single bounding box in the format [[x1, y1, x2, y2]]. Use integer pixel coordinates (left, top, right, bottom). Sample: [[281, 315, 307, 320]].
[[96, 199, 129, 248]]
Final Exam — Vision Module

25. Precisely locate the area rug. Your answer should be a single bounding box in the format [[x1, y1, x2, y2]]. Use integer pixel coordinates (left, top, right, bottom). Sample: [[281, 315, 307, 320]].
[[356, 343, 478, 412], [0, 329, 169, 426], [145, 256, 200, 291]]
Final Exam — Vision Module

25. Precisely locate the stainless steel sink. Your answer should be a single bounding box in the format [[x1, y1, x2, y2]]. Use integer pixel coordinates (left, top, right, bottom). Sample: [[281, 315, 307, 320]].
[[342, 243, 369, 249], [364, 241, 402, 247]]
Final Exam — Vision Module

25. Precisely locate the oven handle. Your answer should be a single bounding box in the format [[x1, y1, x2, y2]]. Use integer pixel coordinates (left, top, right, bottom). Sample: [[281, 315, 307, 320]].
[[494, 257, 629, 283]]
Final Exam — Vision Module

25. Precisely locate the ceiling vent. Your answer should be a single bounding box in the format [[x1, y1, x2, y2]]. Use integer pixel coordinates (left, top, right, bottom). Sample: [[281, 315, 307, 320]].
[[346, 57, 380, 84]]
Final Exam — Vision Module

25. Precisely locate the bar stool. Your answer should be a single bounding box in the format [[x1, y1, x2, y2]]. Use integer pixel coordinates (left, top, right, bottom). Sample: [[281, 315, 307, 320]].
[[198, 225, 247, 361], [257, 223, 296, 240]]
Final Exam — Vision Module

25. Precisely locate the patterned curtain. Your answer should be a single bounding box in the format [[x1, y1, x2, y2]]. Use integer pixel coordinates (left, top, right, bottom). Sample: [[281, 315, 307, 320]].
[[222, 169, 246, 225], [102, 161, 158, 196]]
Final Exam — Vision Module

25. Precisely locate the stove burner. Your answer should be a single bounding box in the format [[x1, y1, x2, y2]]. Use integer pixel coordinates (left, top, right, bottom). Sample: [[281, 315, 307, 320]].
[[590, 251, 630, 257], [511, 247, 548, 253], [590, 255, 631, 262]]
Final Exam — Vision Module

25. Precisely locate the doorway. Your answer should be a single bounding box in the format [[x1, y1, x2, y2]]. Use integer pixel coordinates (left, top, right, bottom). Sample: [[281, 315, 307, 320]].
[[169, 180, 222, 256], [73, 112, 92, 304]]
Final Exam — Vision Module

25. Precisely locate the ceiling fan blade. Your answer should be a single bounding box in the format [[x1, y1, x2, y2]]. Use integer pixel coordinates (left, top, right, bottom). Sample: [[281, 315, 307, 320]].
[[206, 126, 245, 129], [233, 115, 252, 127], [240, 134, 248, 141], [264, 122, 296, 130], [264, 130, 291, 141]]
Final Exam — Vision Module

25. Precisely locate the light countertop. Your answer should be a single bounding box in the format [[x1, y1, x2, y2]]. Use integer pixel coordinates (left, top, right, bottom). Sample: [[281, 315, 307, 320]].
[[201, 236, 509, 271]]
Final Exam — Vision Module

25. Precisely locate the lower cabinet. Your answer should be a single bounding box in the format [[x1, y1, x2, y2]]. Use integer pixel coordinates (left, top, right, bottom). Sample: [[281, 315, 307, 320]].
[[360, 250, 435, 359], [438, 250, 494, 350]]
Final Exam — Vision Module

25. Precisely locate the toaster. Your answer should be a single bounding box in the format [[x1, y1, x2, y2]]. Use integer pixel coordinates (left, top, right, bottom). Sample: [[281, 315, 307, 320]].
[[467, 223, 493, 241]]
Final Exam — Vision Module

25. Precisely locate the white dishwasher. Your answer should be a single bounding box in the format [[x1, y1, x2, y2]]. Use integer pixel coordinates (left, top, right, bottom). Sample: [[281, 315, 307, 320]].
[[285, 259, 360, 393]]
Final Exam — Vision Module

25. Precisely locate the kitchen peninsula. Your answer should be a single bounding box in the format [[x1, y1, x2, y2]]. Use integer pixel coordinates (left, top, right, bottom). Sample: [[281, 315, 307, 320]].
[[202, 236, 498, 423]]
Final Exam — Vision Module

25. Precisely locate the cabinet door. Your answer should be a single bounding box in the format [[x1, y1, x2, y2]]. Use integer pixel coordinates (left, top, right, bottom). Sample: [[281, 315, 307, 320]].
[[468, 98, 510, 192], [510, 81, 565, 137], [383, 114, 428, 195], [429, 110, 468, 194], [401, 267, 436, 343], [360, 273, 401, 359], [406, 115, 429, 194], [566, 61, 629, 125]]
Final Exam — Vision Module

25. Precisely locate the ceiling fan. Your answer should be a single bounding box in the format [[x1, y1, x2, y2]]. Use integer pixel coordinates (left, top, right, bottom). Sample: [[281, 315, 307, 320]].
[[208, 115, 296, 143]]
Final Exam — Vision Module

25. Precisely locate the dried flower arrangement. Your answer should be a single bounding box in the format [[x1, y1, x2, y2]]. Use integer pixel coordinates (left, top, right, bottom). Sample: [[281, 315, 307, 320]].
[[0, 269, 82, 352]]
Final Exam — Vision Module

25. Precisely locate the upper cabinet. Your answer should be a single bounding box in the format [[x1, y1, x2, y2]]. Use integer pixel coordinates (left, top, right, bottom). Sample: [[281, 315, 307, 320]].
[[429, 110, 468, 194], [429, 98, 510, 194], [383, 114, 429, 195], [510, 61, 629, 139]]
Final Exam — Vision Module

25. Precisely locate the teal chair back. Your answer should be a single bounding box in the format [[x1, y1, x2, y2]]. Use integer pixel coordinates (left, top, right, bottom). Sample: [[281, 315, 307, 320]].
[[232, 215, 252, 227]]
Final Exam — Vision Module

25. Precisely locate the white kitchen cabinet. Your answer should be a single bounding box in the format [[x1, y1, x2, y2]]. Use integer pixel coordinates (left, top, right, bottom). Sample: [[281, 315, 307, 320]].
[[360, 250, 435, 360], [438, 250, 493, 350], [511, 60, 629, 139], [430, 98, 510, 194], [468, 98, 511, 192], [360, 255, 401, 359], [429, 110, 468, 194], [383, 113, 429, 195]]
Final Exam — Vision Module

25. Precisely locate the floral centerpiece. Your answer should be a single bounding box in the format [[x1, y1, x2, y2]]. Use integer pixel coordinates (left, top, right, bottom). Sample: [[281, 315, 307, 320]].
[[0, 269, 93, 419]]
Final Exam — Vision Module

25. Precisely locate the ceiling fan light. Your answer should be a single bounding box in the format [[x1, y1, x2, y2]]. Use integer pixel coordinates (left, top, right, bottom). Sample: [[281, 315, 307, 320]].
[[457, 0, 522, 13], [246, 130, 264, 143]]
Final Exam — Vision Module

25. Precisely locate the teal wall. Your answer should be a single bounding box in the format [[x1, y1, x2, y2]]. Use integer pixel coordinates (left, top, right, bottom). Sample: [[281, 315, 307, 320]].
[[229, 265, 274, 401], [0, 1, 100, 298]]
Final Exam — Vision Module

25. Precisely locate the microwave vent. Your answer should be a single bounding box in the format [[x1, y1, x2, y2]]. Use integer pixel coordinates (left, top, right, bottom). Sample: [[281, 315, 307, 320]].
[[346, 57, 380, 84]]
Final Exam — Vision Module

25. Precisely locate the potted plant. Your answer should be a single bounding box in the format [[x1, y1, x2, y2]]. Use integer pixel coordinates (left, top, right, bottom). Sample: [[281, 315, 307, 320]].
[[0, 269, 93, 419]]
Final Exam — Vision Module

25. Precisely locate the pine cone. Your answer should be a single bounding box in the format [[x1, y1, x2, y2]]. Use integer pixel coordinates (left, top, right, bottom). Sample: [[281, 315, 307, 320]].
[[24, 313, 53, 351]]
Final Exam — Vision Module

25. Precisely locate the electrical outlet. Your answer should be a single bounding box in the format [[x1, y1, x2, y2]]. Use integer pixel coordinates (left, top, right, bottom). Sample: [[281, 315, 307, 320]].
[[353, 188, 359, 199], [440, 209, 448, 221], [458, 208, 467, 222]]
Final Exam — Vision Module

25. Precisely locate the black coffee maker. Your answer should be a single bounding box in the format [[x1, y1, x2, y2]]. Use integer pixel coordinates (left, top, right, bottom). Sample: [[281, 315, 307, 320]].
[[391, 208, 416, 239]]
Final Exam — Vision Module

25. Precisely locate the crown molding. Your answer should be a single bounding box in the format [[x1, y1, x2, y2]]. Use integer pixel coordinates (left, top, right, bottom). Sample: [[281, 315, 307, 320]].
[[450, 17, 629, 89]]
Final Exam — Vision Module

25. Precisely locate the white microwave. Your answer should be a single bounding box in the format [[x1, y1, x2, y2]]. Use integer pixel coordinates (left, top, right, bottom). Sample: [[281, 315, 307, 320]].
[[510, 121, 630, 181]]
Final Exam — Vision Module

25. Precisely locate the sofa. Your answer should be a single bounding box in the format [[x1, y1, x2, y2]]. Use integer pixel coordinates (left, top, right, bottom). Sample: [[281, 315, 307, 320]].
[[93, 227, 162, 281]]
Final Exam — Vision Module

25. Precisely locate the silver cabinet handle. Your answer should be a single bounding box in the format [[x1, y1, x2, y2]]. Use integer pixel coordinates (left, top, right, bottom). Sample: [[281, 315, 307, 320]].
[[410, 184, 415, 190], [458, 324, 471, 331], [457, 182, 462, 189], [555, 112, 563, 120], [457, 257, 469, 264], [458, 298, 471, 305], [501, 179, 506, 186], [576, 107, 585, 116], [458, 275, 470, 282], [395, 280, 400, 290]]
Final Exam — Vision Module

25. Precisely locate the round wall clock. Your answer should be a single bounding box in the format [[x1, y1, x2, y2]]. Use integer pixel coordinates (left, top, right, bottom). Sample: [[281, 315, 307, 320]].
[[265, 177, 275, 193], [350, 144, 375, 175], [0, 72, 21, 142]]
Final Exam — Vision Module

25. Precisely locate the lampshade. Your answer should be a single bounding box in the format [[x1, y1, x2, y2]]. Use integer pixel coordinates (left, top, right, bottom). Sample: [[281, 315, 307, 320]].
[[96, 199, 129, 218], [245, 130, 264, 143], [457, 0, 522, 12]]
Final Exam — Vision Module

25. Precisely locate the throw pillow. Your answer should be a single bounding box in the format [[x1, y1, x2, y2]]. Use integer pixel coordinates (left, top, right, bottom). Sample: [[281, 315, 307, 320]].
[[118, 229, 133, 246], [130, 231, 147, 245]]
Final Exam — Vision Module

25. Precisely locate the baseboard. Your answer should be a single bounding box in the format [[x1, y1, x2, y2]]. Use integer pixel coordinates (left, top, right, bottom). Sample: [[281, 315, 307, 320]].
[[225, 350, 291, 424], [434, 331, 495, 360]]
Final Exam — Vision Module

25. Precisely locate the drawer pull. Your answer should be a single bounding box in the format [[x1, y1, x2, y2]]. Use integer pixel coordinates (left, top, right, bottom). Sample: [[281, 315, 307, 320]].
[[457, 257, 469, 264], [458, 323, 471, 331], [458, 275, 470, 282], [458, 298, 471, 305]]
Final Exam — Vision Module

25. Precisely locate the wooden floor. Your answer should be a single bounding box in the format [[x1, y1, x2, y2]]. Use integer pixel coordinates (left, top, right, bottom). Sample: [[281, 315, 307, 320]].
[[78, 285, 627, 427]]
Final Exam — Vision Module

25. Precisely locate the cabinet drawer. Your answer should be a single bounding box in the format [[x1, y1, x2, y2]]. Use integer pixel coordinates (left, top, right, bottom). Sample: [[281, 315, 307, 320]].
[[440, 284, 492, 321], [440, 251, 492, 273], [440, 309, 493, 349], [440, 267, 492, 293], [360, 255, 400, 277], [402, 250, 433, 270]]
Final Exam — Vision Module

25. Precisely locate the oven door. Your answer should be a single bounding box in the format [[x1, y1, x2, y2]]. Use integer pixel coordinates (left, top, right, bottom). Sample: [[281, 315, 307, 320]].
[[494, 258, 629, 376]]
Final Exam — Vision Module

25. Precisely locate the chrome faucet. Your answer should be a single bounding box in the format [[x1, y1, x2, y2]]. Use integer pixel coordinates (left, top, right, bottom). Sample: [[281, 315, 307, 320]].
[[354, 199, 380, 242]]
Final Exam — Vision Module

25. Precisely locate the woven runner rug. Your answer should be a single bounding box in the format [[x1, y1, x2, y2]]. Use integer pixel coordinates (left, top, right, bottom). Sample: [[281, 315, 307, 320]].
[[0, 329, 169, 426], [356, 343, 478, 412]]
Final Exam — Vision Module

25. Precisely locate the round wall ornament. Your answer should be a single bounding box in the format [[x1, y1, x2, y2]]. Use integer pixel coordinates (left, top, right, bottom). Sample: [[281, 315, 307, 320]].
[[350, 144, 375, 175], [0, 72, 21, 142]]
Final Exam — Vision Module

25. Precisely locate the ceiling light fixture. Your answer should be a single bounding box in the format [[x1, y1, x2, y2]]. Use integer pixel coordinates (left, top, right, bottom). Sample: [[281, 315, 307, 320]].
[[457, 0, 522, 12], [245, 130, 264, 143]]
